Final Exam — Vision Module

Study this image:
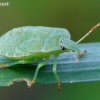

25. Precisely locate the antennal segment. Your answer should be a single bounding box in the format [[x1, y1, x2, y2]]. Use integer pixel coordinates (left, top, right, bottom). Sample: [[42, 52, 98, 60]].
[[76, 23, 100, 44]]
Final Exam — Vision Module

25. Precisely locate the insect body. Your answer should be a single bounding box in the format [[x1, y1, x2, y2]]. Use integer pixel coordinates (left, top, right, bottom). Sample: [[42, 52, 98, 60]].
[[0, 23, 100, 91]]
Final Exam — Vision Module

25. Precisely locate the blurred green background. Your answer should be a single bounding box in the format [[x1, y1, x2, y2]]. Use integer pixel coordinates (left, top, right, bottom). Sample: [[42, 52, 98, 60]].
[[0, 0, 100, 100]]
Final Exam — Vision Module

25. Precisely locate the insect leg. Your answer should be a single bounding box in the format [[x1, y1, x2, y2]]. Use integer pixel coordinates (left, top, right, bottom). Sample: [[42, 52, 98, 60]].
[[53, 55, 61, 91], [78, 50, 87, 57], [76, 23, 100, 44], [0, 60, 33, 68], [75, 46, 86, 57], [28, 58, 49, 89], [70, 50, 79, 64]]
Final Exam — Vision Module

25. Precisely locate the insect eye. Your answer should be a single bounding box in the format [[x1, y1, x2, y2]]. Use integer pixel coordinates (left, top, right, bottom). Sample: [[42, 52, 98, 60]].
[[61, 45, 66, 50]]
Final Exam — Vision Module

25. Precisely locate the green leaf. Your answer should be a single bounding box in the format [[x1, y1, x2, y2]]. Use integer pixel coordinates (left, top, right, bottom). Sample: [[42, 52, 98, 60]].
[[0, 42, 100, 87]]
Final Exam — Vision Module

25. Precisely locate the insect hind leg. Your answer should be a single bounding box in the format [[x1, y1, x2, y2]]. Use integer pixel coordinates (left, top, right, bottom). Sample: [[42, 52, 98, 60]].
[[0, 60, 34, 68]]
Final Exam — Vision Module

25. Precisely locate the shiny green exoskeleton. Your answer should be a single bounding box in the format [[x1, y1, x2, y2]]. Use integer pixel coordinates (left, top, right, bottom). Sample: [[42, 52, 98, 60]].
[[0, 23, 99, 91]]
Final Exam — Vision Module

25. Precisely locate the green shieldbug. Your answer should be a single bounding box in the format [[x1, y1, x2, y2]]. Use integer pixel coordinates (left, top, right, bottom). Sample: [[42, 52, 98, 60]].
[[0, 23, 99, 91]]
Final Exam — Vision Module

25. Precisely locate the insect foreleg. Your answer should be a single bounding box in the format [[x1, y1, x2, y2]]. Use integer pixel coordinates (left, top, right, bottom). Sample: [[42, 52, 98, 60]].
[[70, 50, 79, 64], [70, 50, 86, 64], [78, 50, 87, 57]]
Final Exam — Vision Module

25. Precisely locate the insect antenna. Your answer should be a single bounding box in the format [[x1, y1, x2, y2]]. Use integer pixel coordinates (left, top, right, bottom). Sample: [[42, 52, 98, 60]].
[[76, 22, 100, 44]]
